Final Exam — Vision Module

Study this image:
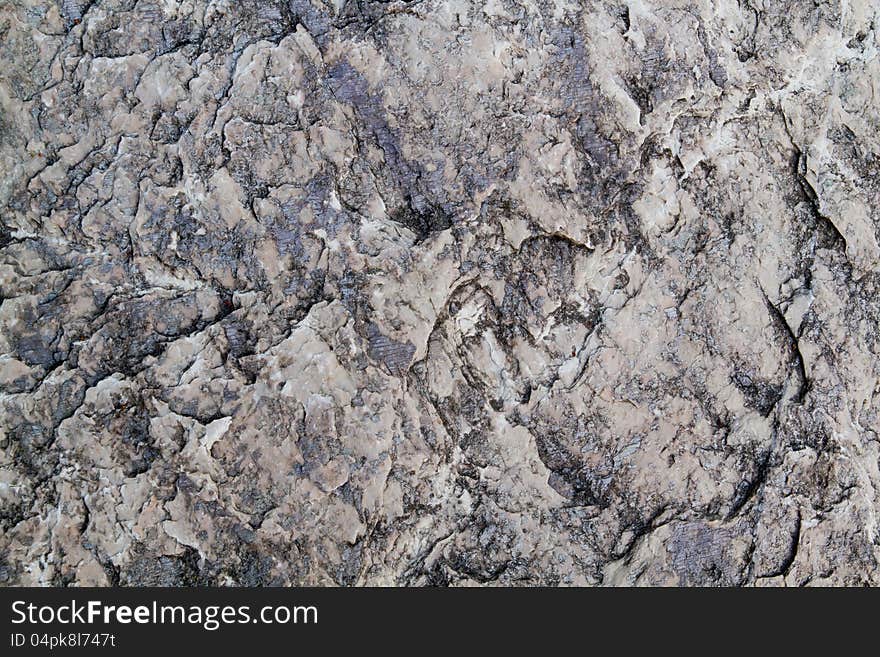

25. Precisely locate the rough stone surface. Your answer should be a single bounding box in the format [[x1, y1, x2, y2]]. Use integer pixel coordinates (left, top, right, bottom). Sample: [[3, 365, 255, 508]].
[[1, 0, 880, 587]]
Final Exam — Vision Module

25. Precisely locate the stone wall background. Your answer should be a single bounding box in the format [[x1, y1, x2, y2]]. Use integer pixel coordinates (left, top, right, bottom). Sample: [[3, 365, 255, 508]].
[[1, 0, 879, 586]]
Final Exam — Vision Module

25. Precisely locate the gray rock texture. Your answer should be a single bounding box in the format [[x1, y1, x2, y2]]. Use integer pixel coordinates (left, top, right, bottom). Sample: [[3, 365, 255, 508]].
[[1, 0, 880, 586]]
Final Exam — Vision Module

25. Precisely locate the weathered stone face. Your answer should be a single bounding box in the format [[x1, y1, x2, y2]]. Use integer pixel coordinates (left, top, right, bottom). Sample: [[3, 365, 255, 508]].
[[1, 0, 879, 587]]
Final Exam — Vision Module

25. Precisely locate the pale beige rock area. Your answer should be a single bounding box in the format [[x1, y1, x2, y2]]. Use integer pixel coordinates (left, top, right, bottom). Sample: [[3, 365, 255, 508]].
[[1, 0, 879, 586]]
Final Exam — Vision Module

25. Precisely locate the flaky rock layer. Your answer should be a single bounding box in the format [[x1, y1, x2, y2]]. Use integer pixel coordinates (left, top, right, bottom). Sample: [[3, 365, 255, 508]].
[[2, 0, 879, 586]]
